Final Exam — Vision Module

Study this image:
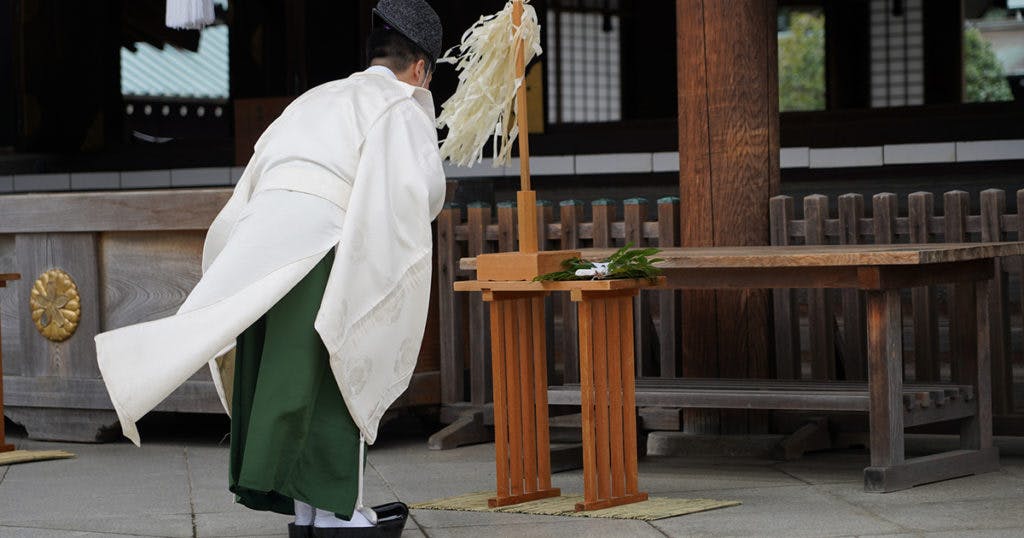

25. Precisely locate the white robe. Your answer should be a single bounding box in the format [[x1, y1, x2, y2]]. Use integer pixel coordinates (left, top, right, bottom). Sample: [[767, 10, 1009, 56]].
[[95, 69, 447, 446]]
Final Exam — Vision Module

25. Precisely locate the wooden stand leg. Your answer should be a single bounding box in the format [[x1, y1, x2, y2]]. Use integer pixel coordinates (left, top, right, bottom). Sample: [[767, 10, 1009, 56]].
[[0, 303, 13, 453], [573, 290, 648, 511], [484, 292, 559, 507]]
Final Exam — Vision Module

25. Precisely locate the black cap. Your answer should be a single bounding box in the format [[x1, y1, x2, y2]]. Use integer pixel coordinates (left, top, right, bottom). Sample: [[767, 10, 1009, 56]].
[[373, 0, 443, 62]]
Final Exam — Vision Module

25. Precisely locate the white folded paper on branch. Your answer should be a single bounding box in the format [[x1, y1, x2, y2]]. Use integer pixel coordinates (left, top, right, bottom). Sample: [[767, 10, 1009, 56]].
[[165, 0, 215, 30]]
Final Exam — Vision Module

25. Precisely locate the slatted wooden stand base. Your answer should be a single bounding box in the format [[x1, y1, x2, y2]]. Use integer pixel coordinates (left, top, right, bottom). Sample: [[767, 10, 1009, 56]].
[[482, 289, 560, 508], [571, 287, 648, 511], [456, 278, 663, 511]]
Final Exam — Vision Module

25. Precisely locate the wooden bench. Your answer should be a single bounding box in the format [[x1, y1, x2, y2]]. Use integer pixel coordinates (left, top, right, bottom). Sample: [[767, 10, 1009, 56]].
[[550, 378, 978, 458]]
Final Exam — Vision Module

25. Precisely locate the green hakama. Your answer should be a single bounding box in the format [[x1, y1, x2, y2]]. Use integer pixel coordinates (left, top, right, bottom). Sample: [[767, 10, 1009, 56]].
[[229, 250, 360, 518]]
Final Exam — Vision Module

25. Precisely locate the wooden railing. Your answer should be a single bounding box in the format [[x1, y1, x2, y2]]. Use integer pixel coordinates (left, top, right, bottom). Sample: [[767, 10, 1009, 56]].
[[434, 189, 1024, 441]]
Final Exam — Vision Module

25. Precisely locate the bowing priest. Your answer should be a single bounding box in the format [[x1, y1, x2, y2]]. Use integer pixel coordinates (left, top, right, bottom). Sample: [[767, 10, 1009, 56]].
[[95, 1, 445, 536]]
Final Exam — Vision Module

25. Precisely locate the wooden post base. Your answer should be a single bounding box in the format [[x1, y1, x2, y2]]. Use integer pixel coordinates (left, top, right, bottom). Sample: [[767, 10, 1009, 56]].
[[573, 287, 649, 511], [575, 491, 649, 512], [489, 487, 561, 508], [864, 447, 1000, 493], [1, 443, 14, 453]]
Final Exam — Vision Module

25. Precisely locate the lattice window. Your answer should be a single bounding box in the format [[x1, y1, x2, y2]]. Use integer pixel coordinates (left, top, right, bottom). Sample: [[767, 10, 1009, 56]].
[[545, 0, 622, 124], [870, 0, 925, 107]]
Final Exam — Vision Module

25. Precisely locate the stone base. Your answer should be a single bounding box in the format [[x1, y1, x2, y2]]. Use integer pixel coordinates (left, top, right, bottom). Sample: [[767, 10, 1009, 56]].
[[5, 407, 120, 443]]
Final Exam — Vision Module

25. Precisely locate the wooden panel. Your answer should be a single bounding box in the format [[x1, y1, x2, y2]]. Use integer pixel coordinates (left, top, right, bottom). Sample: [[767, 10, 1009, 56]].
[[0, 190, 230, 233], [16, 233, 102, 381], [99, 232, 204, 330]]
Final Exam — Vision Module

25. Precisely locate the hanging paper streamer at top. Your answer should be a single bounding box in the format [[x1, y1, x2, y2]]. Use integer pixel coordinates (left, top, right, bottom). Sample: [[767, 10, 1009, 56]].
[[165, 0, 215, 30], [437, 0, 542, 168]]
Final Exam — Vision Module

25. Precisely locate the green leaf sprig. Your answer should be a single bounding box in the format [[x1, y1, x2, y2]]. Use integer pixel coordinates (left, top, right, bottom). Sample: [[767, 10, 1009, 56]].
[[533, 244, 663, 282]]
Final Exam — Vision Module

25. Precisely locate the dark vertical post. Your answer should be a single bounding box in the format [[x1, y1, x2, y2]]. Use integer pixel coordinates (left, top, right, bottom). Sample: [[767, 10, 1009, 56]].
[[676, 0, 779, 434]]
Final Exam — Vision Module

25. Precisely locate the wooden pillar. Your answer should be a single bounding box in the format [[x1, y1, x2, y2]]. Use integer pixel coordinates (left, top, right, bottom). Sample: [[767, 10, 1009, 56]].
[[676, 0, 779, 433]]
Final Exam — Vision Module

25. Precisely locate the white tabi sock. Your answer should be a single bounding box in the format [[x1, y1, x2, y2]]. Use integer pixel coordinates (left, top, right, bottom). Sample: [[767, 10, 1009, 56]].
[[294, 500, 315, 526], [314, 508, 373, 528]]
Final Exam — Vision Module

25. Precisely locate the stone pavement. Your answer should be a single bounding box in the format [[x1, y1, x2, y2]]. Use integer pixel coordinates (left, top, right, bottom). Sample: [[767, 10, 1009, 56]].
[[2, 417, 1024, 538]]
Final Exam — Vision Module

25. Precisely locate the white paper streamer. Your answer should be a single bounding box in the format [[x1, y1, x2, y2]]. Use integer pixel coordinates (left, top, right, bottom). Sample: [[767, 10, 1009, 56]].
[[165, 0, 215, 30], [436, 1, 543, 168]]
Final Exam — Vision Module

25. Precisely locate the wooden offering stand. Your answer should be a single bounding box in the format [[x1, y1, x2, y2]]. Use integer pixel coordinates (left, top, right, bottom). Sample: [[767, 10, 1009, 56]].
[[0, 273, 21, 453], [456, 279, 661, 511], [455, 0, 658, 511]]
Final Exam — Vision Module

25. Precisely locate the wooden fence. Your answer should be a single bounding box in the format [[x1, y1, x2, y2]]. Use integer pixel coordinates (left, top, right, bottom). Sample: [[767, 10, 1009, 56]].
[[434, 189, 1024, 443]]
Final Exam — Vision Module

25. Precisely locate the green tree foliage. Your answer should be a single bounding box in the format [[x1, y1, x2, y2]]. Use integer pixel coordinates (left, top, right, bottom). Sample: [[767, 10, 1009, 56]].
[[964, 26, 1013, 103], [778, 11, 825, 112]]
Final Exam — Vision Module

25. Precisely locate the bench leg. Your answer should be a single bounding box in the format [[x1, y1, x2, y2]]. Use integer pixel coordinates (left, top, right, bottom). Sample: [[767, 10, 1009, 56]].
[[863, 283, 1000, 493], [864, 289, 906, 491]]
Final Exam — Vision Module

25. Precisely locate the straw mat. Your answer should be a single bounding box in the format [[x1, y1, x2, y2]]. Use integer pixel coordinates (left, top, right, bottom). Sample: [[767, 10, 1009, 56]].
[[0, 449, 76, 466], [411, 491, 739, 521]]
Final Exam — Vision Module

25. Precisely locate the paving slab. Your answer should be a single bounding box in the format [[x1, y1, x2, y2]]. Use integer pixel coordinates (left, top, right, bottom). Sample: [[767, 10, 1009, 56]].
[[0, 527, 162, 538], [650, 485, 905, 538], [0, 441, 191, 523], [0, 515, 194, 538], [843, 496, 1024, 534], [4, 427, 1024, 538]]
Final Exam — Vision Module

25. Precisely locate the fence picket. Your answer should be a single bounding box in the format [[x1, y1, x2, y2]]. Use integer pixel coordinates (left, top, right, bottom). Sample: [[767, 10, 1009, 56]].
[[657, 197, 681, 378], [981, 189, 1012, 414], [560, 200, 584, 384], [770, 195, 801, 379], [437, 204, 464, 404], [592, 199, 616, 248], [945, 190, 973, 383], [467, 203, 492, 405], [909, 192, 940, 382], [625, 198, 652, 378], [838, 193, 866, 380], [497, 201, 518, 252], [804, 194, 835, 380]]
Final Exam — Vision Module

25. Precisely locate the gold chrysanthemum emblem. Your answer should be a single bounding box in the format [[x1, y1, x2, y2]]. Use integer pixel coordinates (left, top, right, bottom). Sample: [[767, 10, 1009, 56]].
[[30, 269, 81, 342]]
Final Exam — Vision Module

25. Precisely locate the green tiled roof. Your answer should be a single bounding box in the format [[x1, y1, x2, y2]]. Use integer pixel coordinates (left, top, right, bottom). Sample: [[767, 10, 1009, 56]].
[[121, 24, 229, 100]]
